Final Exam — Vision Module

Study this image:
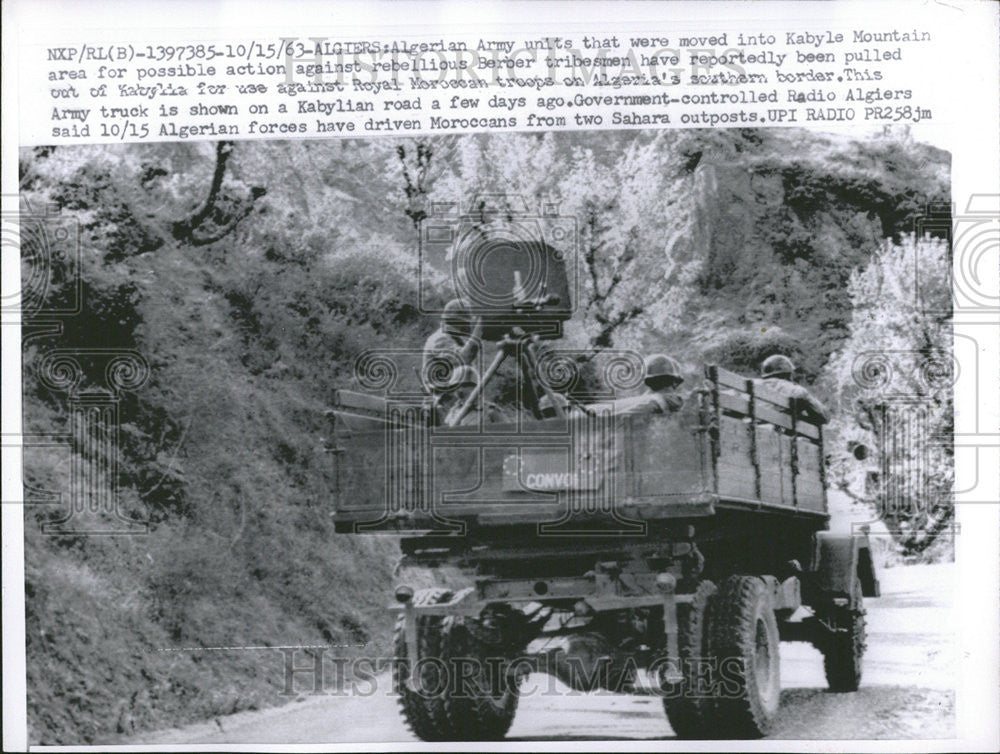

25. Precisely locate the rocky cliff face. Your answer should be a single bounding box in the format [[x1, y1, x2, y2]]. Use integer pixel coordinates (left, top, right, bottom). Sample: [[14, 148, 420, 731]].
[[645, 129, 949, 386]]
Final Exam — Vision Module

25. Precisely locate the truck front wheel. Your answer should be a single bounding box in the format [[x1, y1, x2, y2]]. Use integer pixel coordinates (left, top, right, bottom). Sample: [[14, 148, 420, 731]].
[[822, 575, 867, 692]]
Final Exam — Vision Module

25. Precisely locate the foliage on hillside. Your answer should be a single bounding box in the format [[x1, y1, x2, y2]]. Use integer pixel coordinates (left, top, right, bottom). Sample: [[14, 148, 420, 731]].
[[825, 234, 954, 558], [19, 128, 949, 742]]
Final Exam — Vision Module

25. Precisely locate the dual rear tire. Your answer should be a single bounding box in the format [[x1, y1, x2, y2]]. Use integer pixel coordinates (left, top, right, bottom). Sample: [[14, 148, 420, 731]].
[[393, 589, 453, 741], [438, 614, 520, 740], [394, 591, 520, 741], [661, 580, 717, 737], [707, 575, 782, 738]]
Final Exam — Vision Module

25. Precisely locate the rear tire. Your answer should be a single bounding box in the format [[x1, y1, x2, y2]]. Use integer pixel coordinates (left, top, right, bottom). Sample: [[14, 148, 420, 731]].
[[822, 576, 866, 692], [393, 589, 455, 741], [439, 612, 521, 740], [707, 575, 781, 738], [662, 580, 717, 739]]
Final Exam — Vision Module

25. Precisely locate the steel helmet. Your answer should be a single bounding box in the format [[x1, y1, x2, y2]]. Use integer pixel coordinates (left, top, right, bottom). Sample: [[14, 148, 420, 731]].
[[441, 299, 473, 332], [644, 354, 683, 388], [761, 354, 795, 380]]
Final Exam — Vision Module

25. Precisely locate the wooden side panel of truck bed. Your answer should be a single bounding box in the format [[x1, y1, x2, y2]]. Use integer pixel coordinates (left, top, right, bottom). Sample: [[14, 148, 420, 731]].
[[330, 364, 828, 533]]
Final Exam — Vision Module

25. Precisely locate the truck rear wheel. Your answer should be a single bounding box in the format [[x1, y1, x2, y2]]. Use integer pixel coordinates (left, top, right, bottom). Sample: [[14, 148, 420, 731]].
[[393, 589, 454, 741], [822, 575, 867, 692], [662, 580, 717, 738], [708, 575, 781, 738], [440, 613, 520, 740]]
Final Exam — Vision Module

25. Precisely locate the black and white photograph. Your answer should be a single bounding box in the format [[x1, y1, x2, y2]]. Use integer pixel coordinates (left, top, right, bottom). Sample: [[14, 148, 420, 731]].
[[15, 127, 959, 743], [3, 1, 998, 752]]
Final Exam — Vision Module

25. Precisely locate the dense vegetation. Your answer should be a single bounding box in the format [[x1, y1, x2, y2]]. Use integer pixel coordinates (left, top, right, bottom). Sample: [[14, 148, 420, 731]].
[[19, 127, 950, 742]]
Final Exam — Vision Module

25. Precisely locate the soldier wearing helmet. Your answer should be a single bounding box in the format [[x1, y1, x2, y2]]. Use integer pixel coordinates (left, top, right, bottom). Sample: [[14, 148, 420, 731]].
[[605, 353, 686, 416], [422, 299, 483, 398], [757, 354, 828, 424]]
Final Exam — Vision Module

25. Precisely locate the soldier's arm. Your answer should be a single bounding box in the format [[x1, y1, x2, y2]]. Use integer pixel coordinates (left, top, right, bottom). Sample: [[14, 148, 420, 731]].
[[611, 393, 677, 416], [663, 393, 684, 412], [807, 396, 829, 424], [792, 394, 829, 425], [458, 318, 482, 364]]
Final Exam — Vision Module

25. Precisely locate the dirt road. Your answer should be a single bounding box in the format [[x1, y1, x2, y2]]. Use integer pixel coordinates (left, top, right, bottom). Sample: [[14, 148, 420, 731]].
[[133, 562, 955, 743]]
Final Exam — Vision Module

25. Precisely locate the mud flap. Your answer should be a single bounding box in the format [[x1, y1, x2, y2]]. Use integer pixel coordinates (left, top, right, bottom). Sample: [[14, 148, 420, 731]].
[[403, 602, 419, 692], [662, 591, 680, 684], [811, 532, 880, 605]]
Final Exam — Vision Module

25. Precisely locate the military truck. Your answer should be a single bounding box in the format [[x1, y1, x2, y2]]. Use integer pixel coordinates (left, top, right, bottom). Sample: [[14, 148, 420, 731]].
[[327, 230, 878, 741]]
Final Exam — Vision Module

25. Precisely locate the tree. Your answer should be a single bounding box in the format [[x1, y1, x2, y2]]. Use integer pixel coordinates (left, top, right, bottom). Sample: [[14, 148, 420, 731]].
[[826, 234, 953, 557], [557, 133, 700, 351], [426, 131, 699, 353], [172, 141, 266, 246]]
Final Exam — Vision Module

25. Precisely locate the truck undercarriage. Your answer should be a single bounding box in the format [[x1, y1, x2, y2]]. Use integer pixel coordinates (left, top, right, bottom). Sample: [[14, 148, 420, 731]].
[[387, 509, 876, 739]]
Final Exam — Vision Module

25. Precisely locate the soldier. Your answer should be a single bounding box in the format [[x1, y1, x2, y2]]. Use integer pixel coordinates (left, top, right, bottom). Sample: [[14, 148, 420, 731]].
[[757, 354, 829, 424], [605, 353, 686, 416], [422, 299, 483, 398]]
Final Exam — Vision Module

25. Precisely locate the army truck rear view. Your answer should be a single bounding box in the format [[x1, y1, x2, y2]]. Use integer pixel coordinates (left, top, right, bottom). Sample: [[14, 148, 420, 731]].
[[327, 201, 878, 740]]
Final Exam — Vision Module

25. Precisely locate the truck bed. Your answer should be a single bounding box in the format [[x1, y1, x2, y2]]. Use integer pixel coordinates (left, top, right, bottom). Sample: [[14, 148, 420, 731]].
[[330, 365, 828, 534]]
